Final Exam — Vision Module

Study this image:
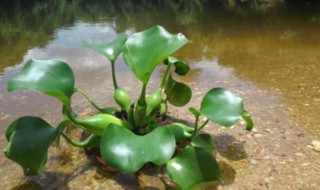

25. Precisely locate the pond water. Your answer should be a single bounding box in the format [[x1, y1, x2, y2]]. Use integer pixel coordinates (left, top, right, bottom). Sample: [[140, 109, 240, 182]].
[[0, 0, 320, 189]]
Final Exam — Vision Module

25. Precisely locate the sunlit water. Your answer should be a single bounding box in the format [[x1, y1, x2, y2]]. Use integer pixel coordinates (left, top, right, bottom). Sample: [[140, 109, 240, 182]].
[[0, 0, 320, 188]]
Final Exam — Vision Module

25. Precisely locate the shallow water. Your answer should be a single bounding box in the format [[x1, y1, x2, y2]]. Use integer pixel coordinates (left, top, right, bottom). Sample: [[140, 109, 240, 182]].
[[0, 0, 320, 189]]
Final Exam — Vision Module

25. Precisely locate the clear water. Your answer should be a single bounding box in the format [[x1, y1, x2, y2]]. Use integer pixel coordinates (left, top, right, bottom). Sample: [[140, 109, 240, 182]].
[[0, 0, 319, 188]]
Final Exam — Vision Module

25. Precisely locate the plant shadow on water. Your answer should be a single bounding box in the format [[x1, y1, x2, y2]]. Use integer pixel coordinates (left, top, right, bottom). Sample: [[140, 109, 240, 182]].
[[91, 146, 177, 189], [91, 130, 243, 190], [93, 164, 138, 190], [214, 134, 248, 161], [10, 171, 73, 190], [8, 124, 244, 189], [10, 180, 42, 190], [9, 152, 78, 189], [207, 134, 248, 189], [10, 151, 97, 189]]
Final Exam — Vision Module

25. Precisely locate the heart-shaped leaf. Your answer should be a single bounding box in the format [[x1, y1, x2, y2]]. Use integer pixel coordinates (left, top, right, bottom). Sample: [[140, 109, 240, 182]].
[[100, 124, 175, 173], [200, 88, 244, 127], [4, 116, 64, 176], [166, 146, 220, 190], [83, 33, 127, 63], [165, 74, 192, 107], [123, 26, 188, 84], [7, 59, 74, 107], [165, 56, 190, 76], [191, 134, 216, 153]]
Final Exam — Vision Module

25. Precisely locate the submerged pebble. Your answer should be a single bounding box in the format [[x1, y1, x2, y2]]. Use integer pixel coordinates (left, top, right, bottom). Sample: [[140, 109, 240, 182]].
[[249, 159, 259, 165], [254, 134, 263, 138], [301, 163, 311, 167], [295, 152, 304, 157], [263, 155, 271, 160], [311, 140, 320, 152]]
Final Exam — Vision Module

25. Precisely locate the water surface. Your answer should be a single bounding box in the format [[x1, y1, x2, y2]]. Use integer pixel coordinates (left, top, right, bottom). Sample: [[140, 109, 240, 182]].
[[0, 0, 320, 188]]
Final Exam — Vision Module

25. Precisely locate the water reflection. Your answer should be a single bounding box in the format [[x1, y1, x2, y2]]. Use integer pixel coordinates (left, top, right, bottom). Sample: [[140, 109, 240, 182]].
[[24, 22, 123, 69], [1, 0, 320, 189], [1, 0, 320, 134]]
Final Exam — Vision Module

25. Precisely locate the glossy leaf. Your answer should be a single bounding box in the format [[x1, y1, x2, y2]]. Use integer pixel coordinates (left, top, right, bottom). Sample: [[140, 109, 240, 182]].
[[191, 134, 216, 153], [165, 56, 190, 76], [4, 116, 63, 176], [100, 124, 175, 173], [73, 114, 133, 136], [83, 33, 127, 63], [242, 112, 254, 131], [200, 88, 244, 127], [123, 26, 188, 84], [166, 146, 220, 190], [7, 59, 74, 107], [165, 74, 192, 107]]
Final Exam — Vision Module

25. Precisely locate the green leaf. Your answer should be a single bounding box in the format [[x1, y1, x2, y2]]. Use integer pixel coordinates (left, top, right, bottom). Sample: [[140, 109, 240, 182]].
[[83, 33, 127, 63], [123, 26, 188, 84], [188, 107, 201, 118], [242, 112, 254, 131], [166, 147, 220, 190], [7, 59, 74, 107], [4, 116, 63, 176], [100, 124, 175, 173], [73, 114, 133, 136], [200, 88, 244, 127], [165, 74, 192, 107], [191, 134, 216, 153], [166, 56, 190, 76]]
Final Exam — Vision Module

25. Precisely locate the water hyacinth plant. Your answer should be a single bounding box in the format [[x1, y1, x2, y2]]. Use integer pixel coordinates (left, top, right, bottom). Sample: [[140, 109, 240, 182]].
[[4, 26, 253, 189]]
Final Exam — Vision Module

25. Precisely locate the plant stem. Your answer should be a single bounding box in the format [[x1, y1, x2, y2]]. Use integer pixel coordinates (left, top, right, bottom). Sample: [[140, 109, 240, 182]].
[[191, 118, 209, 138], [191, 115, 199, 138], [61, 133, 98, 147], [62, 106, 77, 123], [197, 119, 209, 131], [138, 83, 147, 106], [135, 83, 148, 128], [57, 119, 71, 132], [133, 103, 146, 129], [111, 61, 118, 89], [74, 88, 103, 112], [127, 105, 134, 125], [160, 63, 172, 90]]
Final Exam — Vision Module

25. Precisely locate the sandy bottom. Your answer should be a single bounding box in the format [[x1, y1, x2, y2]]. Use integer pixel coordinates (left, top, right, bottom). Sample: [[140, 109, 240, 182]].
[[1, 73, 319, 190]]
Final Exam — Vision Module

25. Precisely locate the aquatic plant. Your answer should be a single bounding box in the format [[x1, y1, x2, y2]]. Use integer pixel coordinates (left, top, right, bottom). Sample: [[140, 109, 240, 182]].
[[4, 26, 253, 189]]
